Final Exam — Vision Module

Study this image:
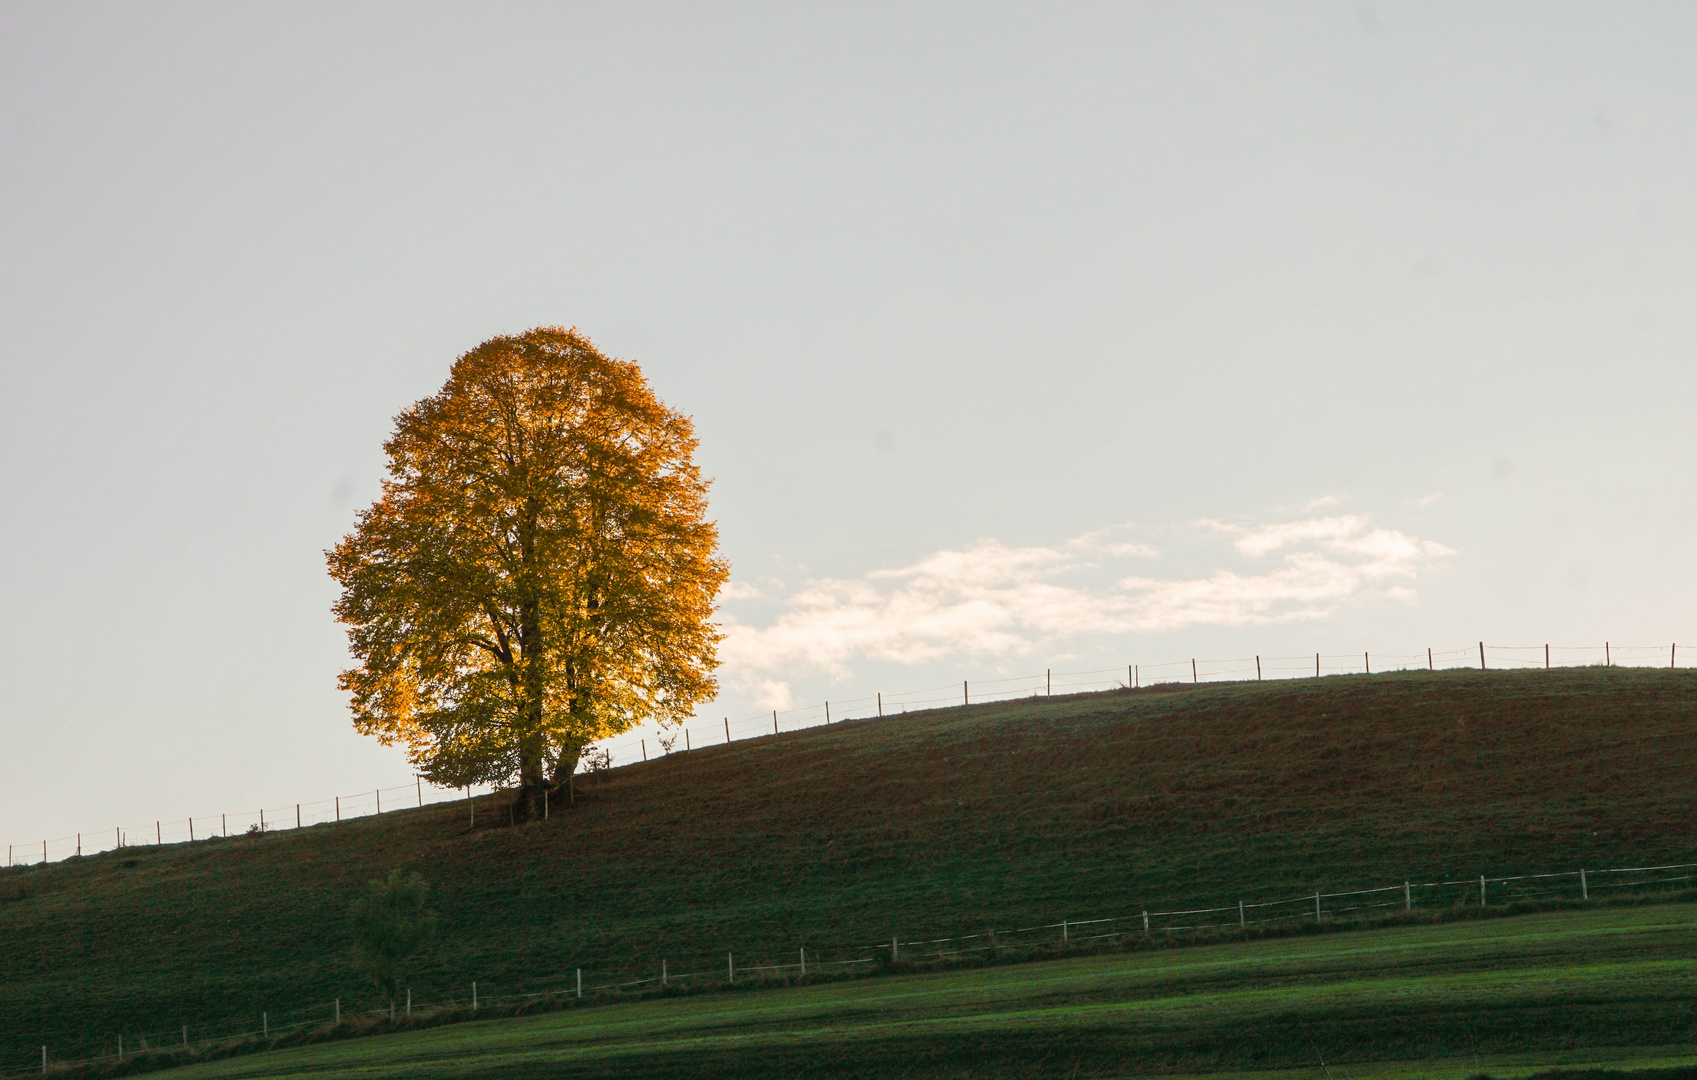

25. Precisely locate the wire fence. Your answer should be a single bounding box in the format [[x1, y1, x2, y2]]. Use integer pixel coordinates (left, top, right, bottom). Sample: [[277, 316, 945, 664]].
[[4, 640, 1691, 870], [11, 856, 1696, 1076], [587, 639, 1692, 770]]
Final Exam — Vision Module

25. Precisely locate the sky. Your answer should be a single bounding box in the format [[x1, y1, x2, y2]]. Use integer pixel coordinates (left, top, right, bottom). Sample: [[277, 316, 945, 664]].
[[2, 2, 1694, 852]]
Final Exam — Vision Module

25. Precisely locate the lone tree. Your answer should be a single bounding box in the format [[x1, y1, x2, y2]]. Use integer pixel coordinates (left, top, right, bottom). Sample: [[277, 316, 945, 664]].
[[328, 327, 727, 818], [348, 869, 436, 1004]]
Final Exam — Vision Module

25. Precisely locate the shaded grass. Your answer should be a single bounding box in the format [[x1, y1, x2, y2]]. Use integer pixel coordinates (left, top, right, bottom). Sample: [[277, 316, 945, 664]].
[[4, 667, 1696, 1073], [66, 905, 1697, 1079]]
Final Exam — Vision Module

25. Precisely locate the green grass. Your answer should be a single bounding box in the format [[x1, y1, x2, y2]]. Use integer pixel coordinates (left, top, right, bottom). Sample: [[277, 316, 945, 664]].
[[3, 667, 1696, 1073], [123, 905, 1697, 1079]]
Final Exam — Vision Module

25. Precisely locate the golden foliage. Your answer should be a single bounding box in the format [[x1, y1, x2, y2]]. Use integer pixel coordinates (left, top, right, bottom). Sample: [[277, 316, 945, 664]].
[[327, 327, 728, 793]]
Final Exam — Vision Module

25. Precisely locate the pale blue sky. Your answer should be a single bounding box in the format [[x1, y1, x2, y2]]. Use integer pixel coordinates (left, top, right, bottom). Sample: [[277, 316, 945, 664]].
[[2, 2, 1694, 848]]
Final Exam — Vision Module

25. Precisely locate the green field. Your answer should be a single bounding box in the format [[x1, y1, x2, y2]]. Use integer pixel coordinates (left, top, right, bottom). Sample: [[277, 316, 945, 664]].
[[3, 667, 1695, 1073], [133, 905, 1697, 1079]]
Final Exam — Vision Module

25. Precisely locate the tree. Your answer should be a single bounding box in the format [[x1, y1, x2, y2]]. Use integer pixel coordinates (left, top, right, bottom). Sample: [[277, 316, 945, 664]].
[[327, 327, 728, 818], [348, 869, 436, 1003]]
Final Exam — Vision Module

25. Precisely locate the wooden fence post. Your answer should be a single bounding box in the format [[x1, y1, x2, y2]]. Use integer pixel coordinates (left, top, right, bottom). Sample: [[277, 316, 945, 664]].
[[878, 692, 883, 716], [1238, 900, 1245, 928], [577, 968, 583, 998], [1047, 669, 1052, 695], [1364, 651, 1370, 674], [963, 680, 969, 705], [1405, 881, 1411, 911], [1256, 656, 1261, 680], [725, 717, 730, 744], [1581, 868, 1588, 899], [1191, 659, 1197, 684], [1480, 875, 1487, 906], [1428, 648, 1433, 670], [728, 954, 734, 983], [1316, 653, 1320, 677], [1479, 642, 1486, 669], [825, 701, 830, 724], [773, 710, 778, 735]]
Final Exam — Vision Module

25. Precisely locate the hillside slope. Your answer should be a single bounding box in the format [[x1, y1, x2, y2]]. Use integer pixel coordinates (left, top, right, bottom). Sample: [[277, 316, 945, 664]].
[[3, 667, 1694, 1071]]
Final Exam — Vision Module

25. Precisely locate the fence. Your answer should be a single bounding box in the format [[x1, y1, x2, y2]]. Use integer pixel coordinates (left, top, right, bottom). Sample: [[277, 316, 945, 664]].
[[10, 855, 1696, 1076], [587, 639, 1692, 769], [4, 640, 1691, 870]]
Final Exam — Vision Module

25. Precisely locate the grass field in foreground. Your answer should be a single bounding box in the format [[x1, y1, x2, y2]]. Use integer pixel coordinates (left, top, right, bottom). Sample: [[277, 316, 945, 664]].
[[134, 904, 1697, 1080], [5, 668, 1696, 1072]]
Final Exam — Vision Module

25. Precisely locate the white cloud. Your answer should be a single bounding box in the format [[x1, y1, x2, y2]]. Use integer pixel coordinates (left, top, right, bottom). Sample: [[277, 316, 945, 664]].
[[718, 515, 1453, 687], [719, 581, 764, 600]]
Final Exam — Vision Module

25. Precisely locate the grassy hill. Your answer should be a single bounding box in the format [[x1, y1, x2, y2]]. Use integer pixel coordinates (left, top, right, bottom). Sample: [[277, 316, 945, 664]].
[[72, 905, 1697, 1080], [3, 667, 1695, 1073]]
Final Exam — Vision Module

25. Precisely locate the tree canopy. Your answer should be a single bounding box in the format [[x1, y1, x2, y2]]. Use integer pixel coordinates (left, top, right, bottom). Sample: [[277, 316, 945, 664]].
[[327, 327, 727, 815]]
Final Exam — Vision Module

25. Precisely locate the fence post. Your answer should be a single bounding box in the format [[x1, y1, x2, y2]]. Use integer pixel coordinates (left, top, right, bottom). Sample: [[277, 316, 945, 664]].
[[801, 947, 807, 976], [1316, 653, 1320, 677], [1673, 643, 1678, 669], [1191, 659, 1197, 684], [1047, 669, 1052, 695], [263, 1012, 268, 1037], [825, 701, 830, 724], [157, 821, 161, 844], [1581, 868, 1588, 900], [119, 1034, 123, 1060], [642, 739, 647, 762], [1364, 651, 1370, 674], [76, 833, 81, 857], [892, 935, 899, 961], [1479, 642, 1486, 670], [1256, 656, 1261, 680], [221, 814, 225, 837], [725, 717, 730, 744], [1546, 644, 1550, 669], [42, 1045, 47, 1074], [472, 982, 477, 1010], [1062, 919, 1068, 944], [335, 998, 340, 1024], [407, 989, 411, 1016], [376, 788, 381, 813], [1606, 642, 1611, 666], [773, 710, 778, 735], [183, 1025, 187, 1047], [417, 777, 422, 806], [577, 968, 583, 998], [1480, 875, 1486, 906], [1142, 910, 1149, 934], [728, 954, 734, 983], [878, 692, 883, 716], [42, 839, 46, 864], [1405, 881, 1411, 911], [686, 729, 691, 751], [1428, 648, 1433, 670], [1134, 665, 1139, 688], [296, 804, 301, 828], [662, 960, 667, 986], [963, 680, 969, 705], [1238, 900, 1245, 928], [1315, 892, 1321, 922]]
